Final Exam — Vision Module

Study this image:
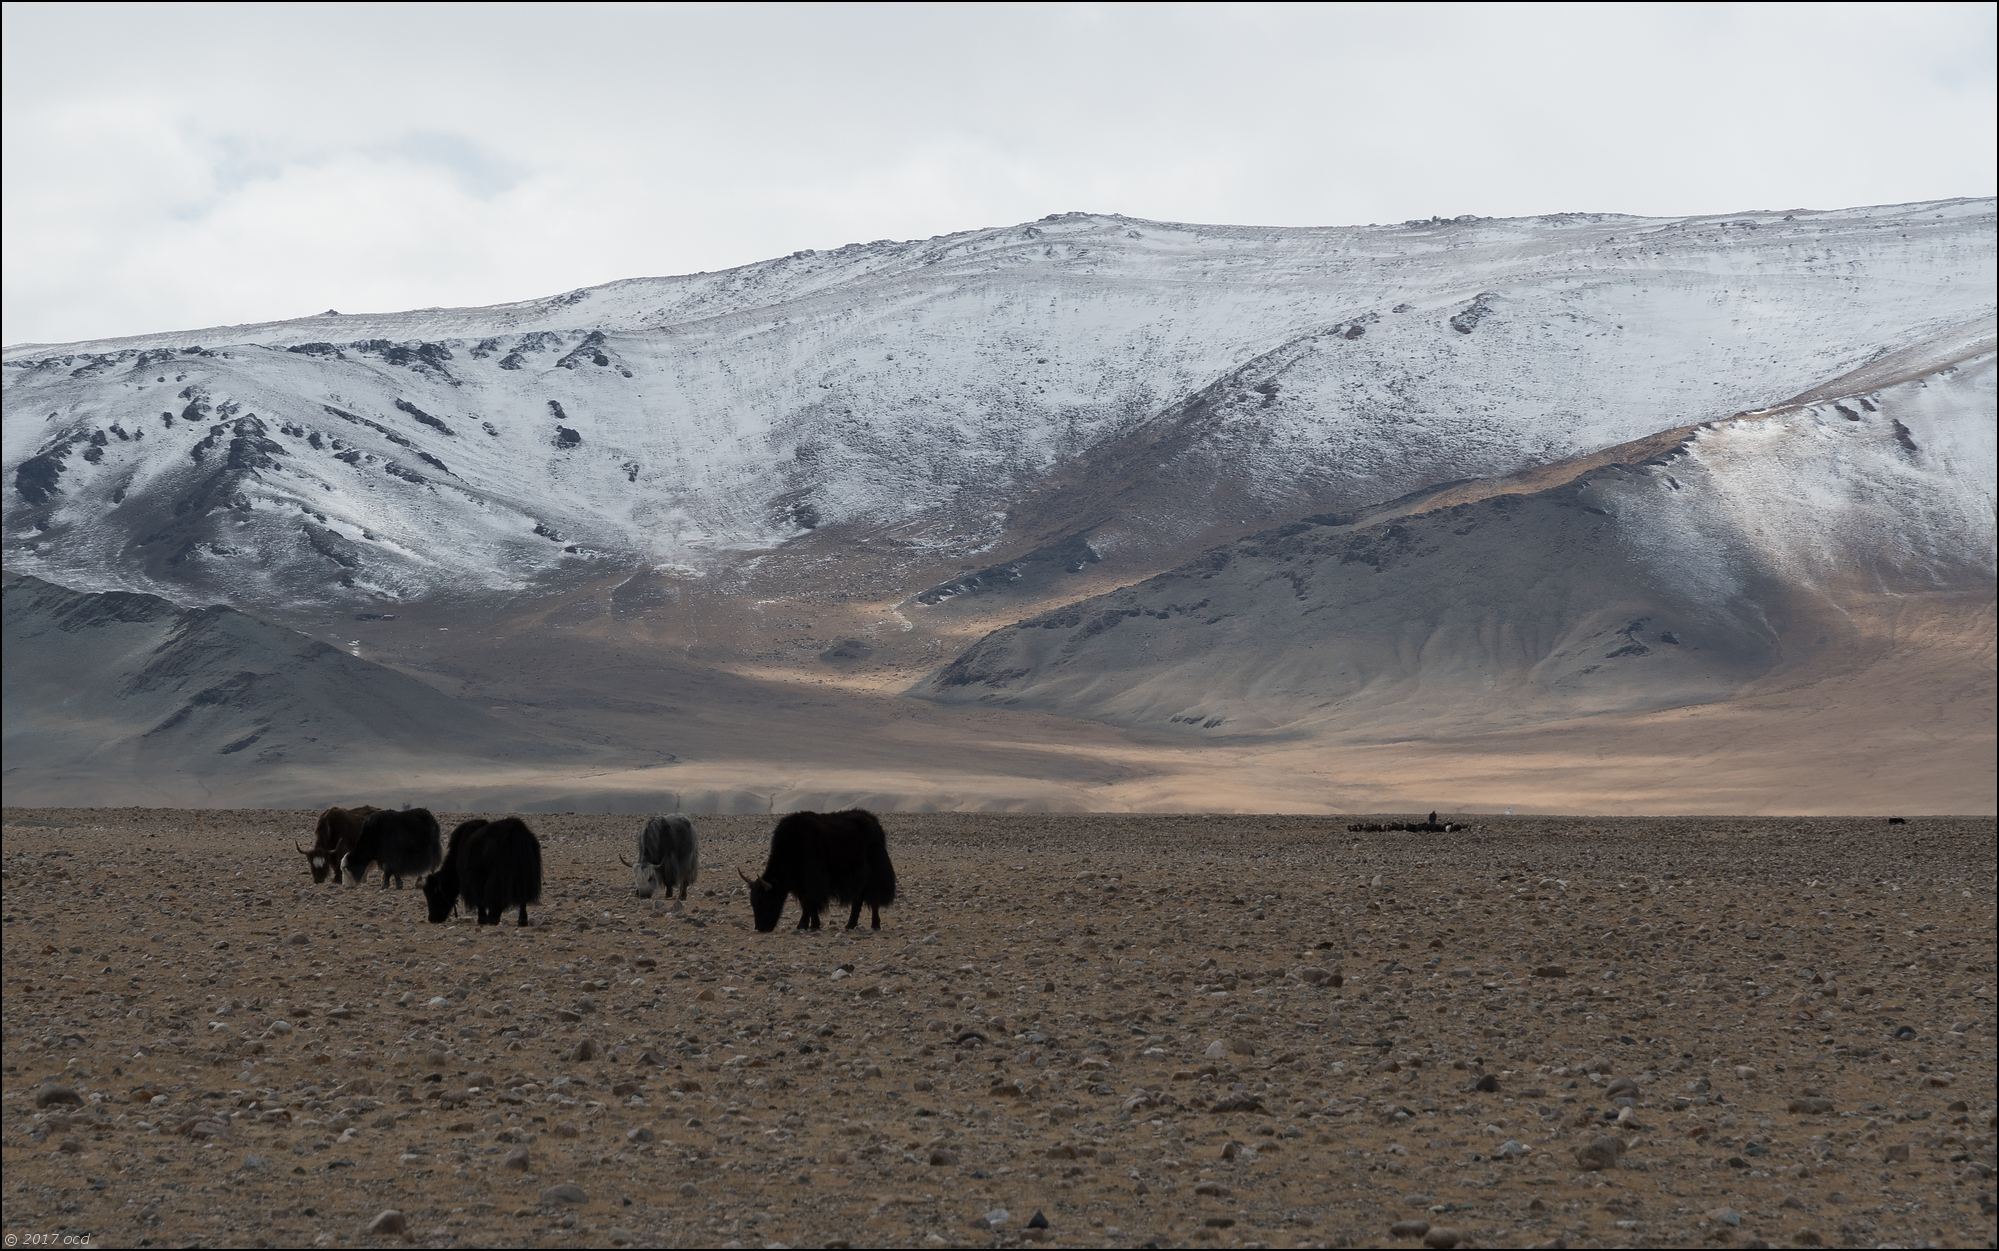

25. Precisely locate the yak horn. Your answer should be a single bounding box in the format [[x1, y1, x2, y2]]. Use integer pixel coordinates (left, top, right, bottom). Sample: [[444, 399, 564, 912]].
[[739, 866, 768, 888], [619, 854, 634, 868], [297, 841, 312, 855]]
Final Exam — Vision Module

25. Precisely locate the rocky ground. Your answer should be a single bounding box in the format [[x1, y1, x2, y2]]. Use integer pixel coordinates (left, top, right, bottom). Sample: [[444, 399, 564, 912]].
[[2, 811, 1994, 1249]]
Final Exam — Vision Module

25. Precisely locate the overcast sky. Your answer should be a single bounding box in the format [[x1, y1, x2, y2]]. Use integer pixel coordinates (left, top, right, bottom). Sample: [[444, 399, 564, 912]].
[[3, 2, 1992, 346]]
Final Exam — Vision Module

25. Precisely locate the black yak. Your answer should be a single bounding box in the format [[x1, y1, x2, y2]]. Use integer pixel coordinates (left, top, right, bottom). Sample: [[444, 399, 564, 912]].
[[344, 807, 442, 889], [297, 804, 379, 883], [621, 814, 698, 901], [424, 816, 543, 926], [739, 809, 896, 932]]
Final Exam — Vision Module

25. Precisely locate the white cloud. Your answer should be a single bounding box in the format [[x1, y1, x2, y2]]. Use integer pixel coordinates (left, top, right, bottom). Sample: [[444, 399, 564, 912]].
[[3, 1, 1992, 345]]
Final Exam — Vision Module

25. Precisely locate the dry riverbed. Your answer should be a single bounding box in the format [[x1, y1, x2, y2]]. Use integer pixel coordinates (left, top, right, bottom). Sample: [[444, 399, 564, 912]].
[[3, 811, 1994, 1248]]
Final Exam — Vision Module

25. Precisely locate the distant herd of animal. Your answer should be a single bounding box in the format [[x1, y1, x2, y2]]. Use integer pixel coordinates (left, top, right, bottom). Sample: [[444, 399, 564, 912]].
[[297, 805, 897, 932]]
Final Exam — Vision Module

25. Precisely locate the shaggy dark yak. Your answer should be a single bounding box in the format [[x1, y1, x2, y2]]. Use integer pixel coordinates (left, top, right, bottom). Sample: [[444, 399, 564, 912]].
[[424, 816, 543, 926], [344, 807, 442, 889], [622, 814, 699, 901], [739, 809, 896, 932], [297, 804, 380, 883]]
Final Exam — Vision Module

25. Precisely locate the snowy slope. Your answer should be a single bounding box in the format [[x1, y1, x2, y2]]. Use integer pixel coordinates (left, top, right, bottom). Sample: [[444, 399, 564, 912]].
[[3, 199, 1992, 607], [918, 352, 1998, 733]]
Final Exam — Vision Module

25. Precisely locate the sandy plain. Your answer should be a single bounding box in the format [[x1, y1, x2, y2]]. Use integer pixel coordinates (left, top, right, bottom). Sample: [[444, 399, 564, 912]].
[[2, 810, 1994, 1249]]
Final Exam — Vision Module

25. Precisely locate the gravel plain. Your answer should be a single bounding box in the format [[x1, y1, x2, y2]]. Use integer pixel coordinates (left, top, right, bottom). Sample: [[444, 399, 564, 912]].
[[3, 810, 1994, 1249]]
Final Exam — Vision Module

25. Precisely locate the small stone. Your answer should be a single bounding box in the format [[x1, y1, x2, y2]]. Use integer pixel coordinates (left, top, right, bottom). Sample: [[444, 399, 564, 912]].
[[366, 1210, 406, 1236], [1473, 1073, 1500, 1093], [928, 1149, 956, 1166], [1574, 1135, 1624, 1171], [1787, 1096, 1833, 1114], [568, 1039, 600, 1062], [626, 1127, 654, 1143], [1532, 965, 1568, 978], [1424, 1228, 1463, 1250], [287, 932, 310, 946], [1204, 1040, 1228, 1060], [502, 1148, 530, 1171], [1027, 1211, 1049, 1230], [1883, 1142, 1910, 1163], [1497, 1139, 1529, 1158], [34, 1085, 83, 1108], [540, 1183, 587, 1205], [1194, 1181, 1231, 1197], [1390, 1219, 1431, 1237], [1606, 1076, 1639, 1099], [1708, 1207, 1742, 1227]]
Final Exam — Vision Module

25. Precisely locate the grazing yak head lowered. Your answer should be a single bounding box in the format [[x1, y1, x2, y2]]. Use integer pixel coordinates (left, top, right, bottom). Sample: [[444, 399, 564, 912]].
[[298, 804, 380, 883], [423, 816, 543, 926], [740, 809, 896, 932], [621, 814, 698, 901]]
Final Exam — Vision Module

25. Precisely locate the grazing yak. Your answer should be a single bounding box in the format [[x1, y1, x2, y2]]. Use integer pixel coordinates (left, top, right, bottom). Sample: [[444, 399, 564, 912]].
[[739, 809, 896, 932], [423, 816, 543, 926], [297, 804, 379, 883], [344, 807, 443, 889], [622, 814, 698, 901]]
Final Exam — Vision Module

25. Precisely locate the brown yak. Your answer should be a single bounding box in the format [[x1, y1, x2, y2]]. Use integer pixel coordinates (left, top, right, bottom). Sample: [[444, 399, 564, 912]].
[[297, 804, 380, 883]]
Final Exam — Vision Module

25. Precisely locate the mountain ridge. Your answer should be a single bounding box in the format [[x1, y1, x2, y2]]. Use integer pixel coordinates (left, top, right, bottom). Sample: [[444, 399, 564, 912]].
[[3, 196, 1993, 811]]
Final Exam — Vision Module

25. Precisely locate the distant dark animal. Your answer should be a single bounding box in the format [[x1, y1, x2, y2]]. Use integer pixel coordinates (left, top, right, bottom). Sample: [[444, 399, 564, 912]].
[[423, 816, 543, 926], [1347, 819, 1464, 834], [739, 809, 896, 932], [1887, 816, 1908, 825], [297, 804, 380, 883], [621, 814, 698, 901], [344, 807, 442, 889]]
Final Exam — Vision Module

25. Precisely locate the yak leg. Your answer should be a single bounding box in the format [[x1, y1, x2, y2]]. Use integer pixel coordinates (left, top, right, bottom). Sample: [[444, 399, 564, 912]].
[[796, 909, 811, 931], [871, 904, 882, 930], [517, 904, 529, 927], [847, 899, 863, 929]]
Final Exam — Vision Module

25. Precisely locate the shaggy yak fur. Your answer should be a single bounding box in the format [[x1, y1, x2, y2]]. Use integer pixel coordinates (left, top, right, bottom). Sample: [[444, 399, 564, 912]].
[[297, 804, 380, 883], [344, 807, 442, 888], [424, 816, 543, 926], [740, 809, 897, 932], [622, 814, 699, 900]]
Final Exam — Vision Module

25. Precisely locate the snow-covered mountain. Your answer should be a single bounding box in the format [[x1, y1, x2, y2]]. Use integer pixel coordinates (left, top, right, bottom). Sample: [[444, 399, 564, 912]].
[[5, 198, 1992, 607], [3, 197, 1993, 812]]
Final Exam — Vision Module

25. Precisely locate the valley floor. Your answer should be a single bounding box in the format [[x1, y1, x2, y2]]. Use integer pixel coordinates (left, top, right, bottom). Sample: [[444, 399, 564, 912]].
[[2, 811, 1994, 1248]]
